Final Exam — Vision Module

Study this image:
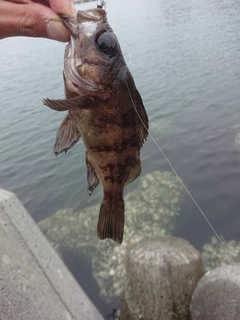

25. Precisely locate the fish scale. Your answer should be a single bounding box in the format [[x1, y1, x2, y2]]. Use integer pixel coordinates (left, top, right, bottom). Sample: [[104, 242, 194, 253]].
[[43, 6, 148, 244]]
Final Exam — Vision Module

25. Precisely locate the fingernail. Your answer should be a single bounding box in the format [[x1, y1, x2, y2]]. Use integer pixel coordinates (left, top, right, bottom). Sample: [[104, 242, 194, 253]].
[[46, 20, 69, 42], [49, 0, 76, 15], [69, 1, 76, 14]]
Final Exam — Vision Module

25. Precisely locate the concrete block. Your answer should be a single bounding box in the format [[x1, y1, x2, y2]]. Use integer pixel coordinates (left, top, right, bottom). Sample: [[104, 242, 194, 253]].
[[191, 265, 240, 320], [120, 236, 204, 320], [0, 189, 103, 320]]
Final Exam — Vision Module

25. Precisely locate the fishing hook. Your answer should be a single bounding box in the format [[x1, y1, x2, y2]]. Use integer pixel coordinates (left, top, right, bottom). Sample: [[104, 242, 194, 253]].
[[97, 0, 106, 9]]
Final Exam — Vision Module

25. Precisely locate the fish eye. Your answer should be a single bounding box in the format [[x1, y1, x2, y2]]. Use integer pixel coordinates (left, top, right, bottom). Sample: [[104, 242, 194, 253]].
[[95, 32, 118, 57]]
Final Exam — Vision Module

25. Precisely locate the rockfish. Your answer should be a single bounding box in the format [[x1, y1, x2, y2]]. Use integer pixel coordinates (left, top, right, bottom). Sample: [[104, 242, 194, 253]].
[[43, 8, 148, 243]]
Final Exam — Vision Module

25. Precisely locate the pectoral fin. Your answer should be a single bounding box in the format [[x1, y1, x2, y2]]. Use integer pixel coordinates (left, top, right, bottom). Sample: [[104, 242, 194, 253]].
[[86, 153, 100, 195], [54, 114, 81, 155], [43, 95, 94, 112]]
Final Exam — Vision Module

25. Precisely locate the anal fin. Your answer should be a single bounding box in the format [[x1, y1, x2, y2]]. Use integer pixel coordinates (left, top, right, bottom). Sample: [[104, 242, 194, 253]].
[[54, 113, 81, 155], [86, 153, 100, 195], [125, 160, 142, 185]]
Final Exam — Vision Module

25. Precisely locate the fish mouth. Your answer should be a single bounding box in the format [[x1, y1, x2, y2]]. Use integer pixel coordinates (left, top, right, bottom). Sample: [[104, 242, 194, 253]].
[[76, 9, 107, 24], [64, 37, 99, 92], [60, 14, 79, 37], [60, 9, 106, 37]]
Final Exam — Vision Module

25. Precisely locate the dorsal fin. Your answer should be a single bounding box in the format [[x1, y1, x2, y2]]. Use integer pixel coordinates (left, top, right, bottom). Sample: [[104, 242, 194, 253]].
[[125, 74, 149, 148], [134, 89, 149, 147]]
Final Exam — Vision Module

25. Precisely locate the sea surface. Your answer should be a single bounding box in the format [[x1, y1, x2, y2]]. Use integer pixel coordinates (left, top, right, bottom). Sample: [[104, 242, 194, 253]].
[[1, 0, 240, 317]]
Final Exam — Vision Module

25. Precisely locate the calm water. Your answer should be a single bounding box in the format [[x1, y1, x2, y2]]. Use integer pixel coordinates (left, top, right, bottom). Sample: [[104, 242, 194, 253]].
[[1, 0, 240, 317]]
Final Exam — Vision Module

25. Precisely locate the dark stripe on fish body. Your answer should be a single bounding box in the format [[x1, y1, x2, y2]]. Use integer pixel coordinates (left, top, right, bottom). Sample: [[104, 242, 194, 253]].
[[90, 134, 140, 153], [119, 112, 138, 128], [102, 156, 138, 183], [92, 111, 138, 129]]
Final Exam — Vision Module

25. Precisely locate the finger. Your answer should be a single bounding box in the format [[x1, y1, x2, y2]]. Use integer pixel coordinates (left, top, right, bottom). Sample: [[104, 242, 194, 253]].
[[0, 1, 69, 42], [49, 0, 76, 14], [8, 0, 32, 3], [8, 0, 76, 14]]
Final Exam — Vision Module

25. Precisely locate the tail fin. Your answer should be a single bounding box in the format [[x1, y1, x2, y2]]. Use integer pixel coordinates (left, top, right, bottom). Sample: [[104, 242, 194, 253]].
[[97, 198, 124, 244]]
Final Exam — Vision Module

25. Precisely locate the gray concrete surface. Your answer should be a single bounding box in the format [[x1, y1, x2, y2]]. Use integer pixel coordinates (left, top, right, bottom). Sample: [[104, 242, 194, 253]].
[[120, 236, 204, 320], [191, 264, 240, 320], [0, 189, 103, 320]]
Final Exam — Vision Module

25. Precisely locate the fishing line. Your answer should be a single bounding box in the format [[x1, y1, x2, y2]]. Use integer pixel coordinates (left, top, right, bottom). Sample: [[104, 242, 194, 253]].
[[125, 78, 236, 265], [126, 50, 132, 67], [101, 0, 234, 262]]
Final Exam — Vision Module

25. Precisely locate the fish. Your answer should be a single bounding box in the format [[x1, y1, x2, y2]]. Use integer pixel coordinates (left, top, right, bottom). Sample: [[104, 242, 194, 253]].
[[43, 7, 148, 244]]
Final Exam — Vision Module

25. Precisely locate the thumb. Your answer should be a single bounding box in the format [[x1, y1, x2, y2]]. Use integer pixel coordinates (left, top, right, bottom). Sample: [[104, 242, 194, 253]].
[[0, 1, 69, 42]]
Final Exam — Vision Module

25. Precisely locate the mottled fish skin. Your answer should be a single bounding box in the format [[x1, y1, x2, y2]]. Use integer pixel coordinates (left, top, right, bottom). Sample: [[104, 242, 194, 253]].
[[43, 8, 148, 243]]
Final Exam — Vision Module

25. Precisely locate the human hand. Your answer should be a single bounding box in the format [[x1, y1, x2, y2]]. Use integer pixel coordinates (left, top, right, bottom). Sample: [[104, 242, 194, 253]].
[[0, 0, 76, 42]]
